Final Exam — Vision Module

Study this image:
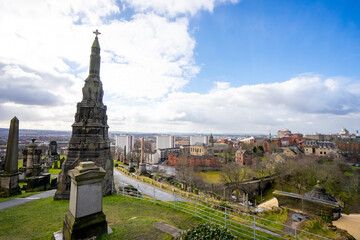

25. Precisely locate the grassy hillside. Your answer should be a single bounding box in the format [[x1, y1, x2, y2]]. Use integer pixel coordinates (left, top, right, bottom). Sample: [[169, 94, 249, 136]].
[[0, 196, 204, 240]]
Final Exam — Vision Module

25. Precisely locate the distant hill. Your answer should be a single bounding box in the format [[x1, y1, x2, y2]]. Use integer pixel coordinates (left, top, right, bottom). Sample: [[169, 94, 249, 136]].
[[0, 128, 72, 138], [0, 128, 267, 138]]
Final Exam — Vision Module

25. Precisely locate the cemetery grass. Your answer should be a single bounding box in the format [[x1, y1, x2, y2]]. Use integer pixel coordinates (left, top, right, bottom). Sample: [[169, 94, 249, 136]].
[[198, 170, 222, 184], [0, 195, 205, 240]]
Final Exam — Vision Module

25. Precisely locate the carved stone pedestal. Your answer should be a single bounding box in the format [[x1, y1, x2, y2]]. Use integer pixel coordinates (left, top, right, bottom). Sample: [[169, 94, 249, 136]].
[[129, 160, 135, 173], [139, 163, 146, 173], [0, 172, 21, 197], [62, 161, 108, 240]]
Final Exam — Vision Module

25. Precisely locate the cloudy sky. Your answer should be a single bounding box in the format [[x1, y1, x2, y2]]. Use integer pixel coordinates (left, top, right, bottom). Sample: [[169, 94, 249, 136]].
[[0, 0, 360, 134]]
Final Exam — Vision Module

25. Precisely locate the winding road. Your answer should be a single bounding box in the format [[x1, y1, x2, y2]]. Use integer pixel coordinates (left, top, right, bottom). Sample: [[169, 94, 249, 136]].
[[113, 169, 180, 202]]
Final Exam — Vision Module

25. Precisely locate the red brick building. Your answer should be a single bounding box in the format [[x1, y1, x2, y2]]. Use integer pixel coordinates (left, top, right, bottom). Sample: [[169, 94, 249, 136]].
[[168, 153, 219, 168], [336, 140, 360, 153], [235, 150, 254, 165], [217, 139, 228, 144]]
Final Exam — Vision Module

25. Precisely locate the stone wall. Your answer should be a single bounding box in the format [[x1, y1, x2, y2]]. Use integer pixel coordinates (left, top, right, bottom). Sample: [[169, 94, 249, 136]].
[[273, 190, 341, 220]]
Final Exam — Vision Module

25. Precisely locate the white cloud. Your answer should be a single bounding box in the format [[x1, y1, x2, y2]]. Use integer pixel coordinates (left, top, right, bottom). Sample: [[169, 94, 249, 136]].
[[121, 0, 240, 17], [106, 75, 360, 134], [0, 0, 206, 129], [0, 0, 358, 135], [100, 14, 198, 99]]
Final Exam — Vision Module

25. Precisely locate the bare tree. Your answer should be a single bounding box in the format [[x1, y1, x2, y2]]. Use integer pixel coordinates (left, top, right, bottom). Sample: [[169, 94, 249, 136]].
[[220, 163, 252, 202]]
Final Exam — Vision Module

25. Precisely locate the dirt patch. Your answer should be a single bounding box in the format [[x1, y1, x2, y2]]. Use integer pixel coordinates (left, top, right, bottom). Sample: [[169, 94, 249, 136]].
[[257, 197, 278, 210]]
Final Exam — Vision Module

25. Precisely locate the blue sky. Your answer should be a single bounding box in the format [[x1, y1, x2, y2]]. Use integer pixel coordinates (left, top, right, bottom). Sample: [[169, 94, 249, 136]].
[[0, 0, 359, 134], [187, 0, 360, 92]]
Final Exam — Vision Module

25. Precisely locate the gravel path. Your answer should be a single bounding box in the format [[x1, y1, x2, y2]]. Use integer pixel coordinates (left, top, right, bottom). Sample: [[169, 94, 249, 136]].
[[333, 214, 360, 239]]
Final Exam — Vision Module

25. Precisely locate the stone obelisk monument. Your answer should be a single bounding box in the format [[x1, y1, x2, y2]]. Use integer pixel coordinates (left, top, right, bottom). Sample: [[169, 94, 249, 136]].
[[54, 30, 113, 200], [139, 137, 147, 174], [0, 117, 21, 197]]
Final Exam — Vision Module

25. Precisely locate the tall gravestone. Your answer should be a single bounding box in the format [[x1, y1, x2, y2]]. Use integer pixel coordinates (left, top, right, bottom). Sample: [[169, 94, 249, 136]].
[[62, 162, 108, 239], [139, 137, 147, 174], [0, 117, 21, 197], [25, 139, 42, 177], [54, 30, 113, 200], [49, 141, 59, 169]]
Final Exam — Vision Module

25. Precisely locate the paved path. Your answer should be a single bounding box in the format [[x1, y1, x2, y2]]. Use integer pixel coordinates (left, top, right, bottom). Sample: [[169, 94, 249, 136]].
[[0, 190, 56, 210], [333, 214, 360, 239], [114, 169, 180, 202], [153, 222, 184, 238]]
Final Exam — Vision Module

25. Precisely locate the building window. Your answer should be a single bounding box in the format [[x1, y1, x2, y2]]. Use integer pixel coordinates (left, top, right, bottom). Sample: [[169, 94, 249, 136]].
[[320, 151, 322, 154]]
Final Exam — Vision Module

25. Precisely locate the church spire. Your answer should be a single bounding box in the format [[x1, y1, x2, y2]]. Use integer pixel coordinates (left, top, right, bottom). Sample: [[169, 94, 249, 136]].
[[89, 29, 101, 76]]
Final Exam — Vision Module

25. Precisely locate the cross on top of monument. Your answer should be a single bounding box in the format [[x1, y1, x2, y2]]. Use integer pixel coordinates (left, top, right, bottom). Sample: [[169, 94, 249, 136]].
[[93, 29, 101, 37]]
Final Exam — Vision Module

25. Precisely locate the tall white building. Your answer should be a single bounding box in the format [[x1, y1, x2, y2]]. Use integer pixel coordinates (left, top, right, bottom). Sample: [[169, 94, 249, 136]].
[[115, 135, 134, 153], [156, 135, 175, 149], [190, 135, 209, 146]]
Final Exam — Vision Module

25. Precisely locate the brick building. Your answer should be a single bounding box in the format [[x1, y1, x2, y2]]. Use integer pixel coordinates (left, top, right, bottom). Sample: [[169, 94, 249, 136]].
[[304, 140, 338, 157], [235, 150, 254, 165], [168, 152, 219, 169]]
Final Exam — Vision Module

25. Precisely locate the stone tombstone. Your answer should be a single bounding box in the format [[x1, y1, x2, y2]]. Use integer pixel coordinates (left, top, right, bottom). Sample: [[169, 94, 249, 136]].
[[0, 117, 21, 197], [49, 141, 58, 156], [25, 139, 42, 177], [18, 170, 26, 182], [129, 157, 135, 173], [22, 148, 28, 168], [55, 30, 113, 200], [26, 173, 51, 192], [43, 165, 50, 174], [62, 161, 108, 240], [49, 141, 60, 169]]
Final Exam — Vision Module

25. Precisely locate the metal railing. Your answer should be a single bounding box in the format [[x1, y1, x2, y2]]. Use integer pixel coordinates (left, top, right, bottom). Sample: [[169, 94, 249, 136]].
[[115, 182, 330, 240]]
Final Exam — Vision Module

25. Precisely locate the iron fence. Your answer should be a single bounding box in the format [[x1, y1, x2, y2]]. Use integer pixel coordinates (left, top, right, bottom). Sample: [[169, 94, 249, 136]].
[[115, 182, 330, 240]]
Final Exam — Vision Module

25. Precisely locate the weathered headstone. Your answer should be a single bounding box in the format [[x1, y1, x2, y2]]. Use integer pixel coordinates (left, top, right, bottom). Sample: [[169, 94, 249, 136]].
[[26, 173, 51, 192], [0, 117, 21, 197], [49, 141, 59, 169], [18, 171, 26, 182], [129, 156, 135, 173], [55, 30, 113, 200], [25, 139, 42, 177], [62, 161, 108, 239], [22, 149, 28, 168], [43, 164, 50, 174]]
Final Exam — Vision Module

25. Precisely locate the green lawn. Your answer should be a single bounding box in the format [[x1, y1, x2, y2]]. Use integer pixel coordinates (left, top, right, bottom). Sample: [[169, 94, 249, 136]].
[[0, 195, 205, 240], [300, 218, 338, 240], [198, 171, 222, 184]]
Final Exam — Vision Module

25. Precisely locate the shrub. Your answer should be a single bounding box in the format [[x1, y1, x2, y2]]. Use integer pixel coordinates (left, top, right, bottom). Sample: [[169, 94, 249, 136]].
[[177, 223, 236, 240]]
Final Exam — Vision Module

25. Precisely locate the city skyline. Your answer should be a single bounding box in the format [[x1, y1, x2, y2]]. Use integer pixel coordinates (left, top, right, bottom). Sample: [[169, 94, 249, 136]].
[[0, 0, 360, 134]]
